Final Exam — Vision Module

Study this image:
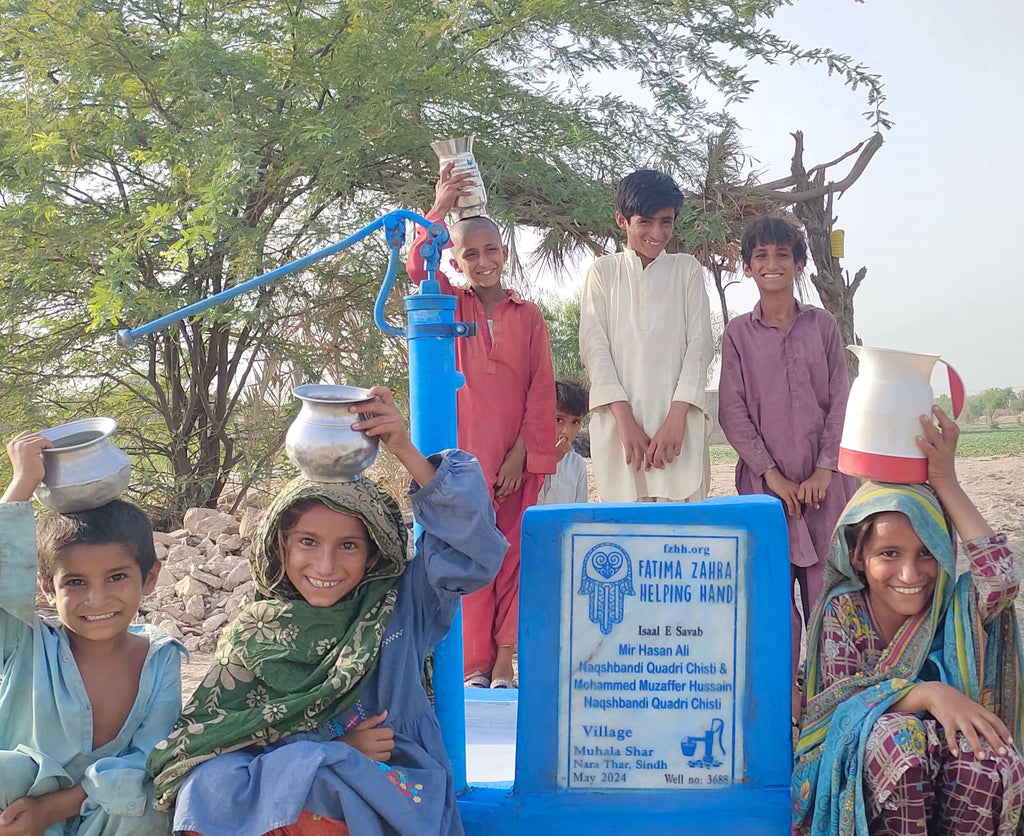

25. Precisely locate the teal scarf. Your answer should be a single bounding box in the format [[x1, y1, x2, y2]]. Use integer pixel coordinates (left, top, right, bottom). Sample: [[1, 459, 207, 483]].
[[792, 482, 1023, 835]]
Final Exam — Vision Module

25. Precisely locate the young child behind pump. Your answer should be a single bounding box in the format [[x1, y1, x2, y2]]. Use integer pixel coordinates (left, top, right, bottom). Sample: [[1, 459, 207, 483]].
[[406, 164, 556, 688], [537, 380, 589, 505], [0, 431, 183, 836]]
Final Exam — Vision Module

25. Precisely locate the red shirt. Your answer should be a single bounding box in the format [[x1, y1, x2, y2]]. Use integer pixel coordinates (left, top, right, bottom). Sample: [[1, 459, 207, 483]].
[[406, 211, 556, 488]]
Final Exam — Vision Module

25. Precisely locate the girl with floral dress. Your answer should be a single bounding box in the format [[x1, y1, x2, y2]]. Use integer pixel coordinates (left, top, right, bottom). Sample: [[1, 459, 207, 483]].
[[793, 406, 1024, 835], [146, 388, 507, 836]]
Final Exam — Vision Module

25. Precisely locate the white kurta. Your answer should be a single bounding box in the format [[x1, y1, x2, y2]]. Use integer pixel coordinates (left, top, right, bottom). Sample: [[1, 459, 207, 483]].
[[537, 451, 589, 505], [579, 248, 713, 502]]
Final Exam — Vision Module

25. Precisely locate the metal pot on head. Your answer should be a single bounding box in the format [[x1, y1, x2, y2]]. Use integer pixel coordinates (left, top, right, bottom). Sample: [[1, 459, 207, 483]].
[[285, 384, 380, 483], [431, 135, 488, 220], [34, 417, 132, 513]]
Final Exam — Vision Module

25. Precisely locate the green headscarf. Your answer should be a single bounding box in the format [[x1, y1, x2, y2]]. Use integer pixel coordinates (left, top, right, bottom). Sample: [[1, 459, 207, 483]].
[[147, 475, 409, 809]]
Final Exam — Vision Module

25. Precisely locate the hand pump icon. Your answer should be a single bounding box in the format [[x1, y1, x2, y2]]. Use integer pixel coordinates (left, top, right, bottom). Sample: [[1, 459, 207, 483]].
[[680, 718, 725, 769]]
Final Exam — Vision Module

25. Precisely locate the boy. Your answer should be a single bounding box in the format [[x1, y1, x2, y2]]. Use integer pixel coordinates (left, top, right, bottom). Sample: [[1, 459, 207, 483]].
[[0, 431, 183, 835], [579, 169, 714, 502], [717, 217, 858, 708], [406, 165, 556, 689], [537, 380, 589, 505]]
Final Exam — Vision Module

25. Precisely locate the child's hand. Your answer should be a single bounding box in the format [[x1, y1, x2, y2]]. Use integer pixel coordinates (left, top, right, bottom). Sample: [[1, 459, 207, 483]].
[[916, 405, 959, 491], [351, 387, 412, 454], [430, 162, 476, 218], [354, 387, 438, 488], [764, 468, 801, 518], [2, 432, 53, 503], [797, 468, 832, 510], [340, 710, 395, 762], [495, 438, 526, 498], [609, 403, 650, 472], [916, 681, 1013, 760], [647, 402, 689, 470], [0, 795, 48, 836], [554, 434, 572, 460]]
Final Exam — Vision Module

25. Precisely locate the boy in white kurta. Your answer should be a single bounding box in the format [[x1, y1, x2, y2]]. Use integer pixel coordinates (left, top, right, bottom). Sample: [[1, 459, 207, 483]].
[[579, 170, 713, 502]]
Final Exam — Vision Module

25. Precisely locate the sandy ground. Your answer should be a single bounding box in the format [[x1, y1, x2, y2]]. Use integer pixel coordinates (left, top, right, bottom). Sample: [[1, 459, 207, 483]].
[[179, 454, 1024, 699]]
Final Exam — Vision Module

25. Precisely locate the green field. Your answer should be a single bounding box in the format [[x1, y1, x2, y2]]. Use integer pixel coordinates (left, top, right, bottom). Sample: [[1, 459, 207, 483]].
[[954, 425, 1024, 457], [710, 425, 1024, 466]]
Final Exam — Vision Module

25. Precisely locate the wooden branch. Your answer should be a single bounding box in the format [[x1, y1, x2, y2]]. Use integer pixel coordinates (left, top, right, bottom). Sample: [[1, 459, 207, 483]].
[[757, 174, 797, 191], [848, 265, 867, 295], [807, 140, 865, 179], [748, 133, 883, 204]]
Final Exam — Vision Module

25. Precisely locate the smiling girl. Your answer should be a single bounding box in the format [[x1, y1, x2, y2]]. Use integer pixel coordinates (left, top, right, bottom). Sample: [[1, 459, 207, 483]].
[[147, 388, 507, 836], [793, 406, 1024, 835]]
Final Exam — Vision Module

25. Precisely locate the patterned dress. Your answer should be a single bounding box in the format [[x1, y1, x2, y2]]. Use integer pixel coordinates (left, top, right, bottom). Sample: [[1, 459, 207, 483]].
[[818, 535, 1024, 835]]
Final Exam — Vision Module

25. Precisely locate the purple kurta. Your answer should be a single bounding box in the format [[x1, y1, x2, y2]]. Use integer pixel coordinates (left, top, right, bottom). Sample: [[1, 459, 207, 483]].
[[718, 302, 858, 569]]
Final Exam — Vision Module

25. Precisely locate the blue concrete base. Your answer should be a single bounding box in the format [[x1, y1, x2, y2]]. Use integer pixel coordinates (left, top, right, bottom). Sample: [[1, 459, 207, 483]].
[[457, 498, 794, 835], [458, 785, 792, 834]]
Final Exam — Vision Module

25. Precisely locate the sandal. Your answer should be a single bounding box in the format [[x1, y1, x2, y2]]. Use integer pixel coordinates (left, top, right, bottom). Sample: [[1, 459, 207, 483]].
[[490, 677, 516, 689], [465, 673, 490, 688]]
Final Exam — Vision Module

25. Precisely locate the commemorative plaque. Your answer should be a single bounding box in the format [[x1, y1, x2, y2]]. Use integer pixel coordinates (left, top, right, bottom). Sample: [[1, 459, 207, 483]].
[[556, 523, 746, 790]]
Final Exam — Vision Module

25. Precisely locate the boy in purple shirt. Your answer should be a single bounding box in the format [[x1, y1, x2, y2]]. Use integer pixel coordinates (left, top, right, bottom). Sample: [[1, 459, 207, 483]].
[[717, 217, 858, 715]]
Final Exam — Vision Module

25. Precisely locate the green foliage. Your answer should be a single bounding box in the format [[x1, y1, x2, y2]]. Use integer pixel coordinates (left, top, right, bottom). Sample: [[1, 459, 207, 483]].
[[958, 388, 1022, 425], [539, 296, 587, 384], [0, 0, 887, 519]]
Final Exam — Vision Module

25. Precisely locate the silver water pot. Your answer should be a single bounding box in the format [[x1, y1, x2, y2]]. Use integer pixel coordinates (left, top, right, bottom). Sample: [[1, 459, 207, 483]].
[[431, 135, 488, 219], [285, 384, 379, 482], [34, 417, 132, 512]]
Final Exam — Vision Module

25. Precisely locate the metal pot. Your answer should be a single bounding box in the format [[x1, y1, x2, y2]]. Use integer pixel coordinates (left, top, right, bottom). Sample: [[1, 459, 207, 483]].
[[431, 135, 488, 219], [34, 417, 132, 512], [285, 384, 379, 482]]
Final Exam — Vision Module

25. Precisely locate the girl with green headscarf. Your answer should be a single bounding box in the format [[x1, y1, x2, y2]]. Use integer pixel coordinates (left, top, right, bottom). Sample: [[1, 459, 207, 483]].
[[147, 388, 508, 836], [793, 406, 1024, 835]]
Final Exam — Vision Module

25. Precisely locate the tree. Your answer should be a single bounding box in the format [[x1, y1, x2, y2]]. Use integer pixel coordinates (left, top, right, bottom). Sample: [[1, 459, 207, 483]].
[[538, 296, 588, 384], [0, 0, 886, 518], [678, 126, 759, 326]]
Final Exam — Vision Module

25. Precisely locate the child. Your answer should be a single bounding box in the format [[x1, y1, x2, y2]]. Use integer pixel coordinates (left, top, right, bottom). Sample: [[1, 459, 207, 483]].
[[579, 169, 713, 502], [717, 216, 858, 697], [537, 380, 589, 506], [147, 387, 508, 836], [406, 165, 555, 688], [793, 406, 1024, 835], [0, 432, 183, 835]]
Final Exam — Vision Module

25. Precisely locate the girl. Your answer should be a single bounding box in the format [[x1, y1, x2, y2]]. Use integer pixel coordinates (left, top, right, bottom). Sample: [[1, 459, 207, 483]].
[[793, 405, 1024, 836], [146, 388, 507, 836]]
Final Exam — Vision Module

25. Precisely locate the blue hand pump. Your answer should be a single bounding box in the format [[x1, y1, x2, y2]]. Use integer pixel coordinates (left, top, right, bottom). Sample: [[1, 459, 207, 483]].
[[117, 209, 476, 791]]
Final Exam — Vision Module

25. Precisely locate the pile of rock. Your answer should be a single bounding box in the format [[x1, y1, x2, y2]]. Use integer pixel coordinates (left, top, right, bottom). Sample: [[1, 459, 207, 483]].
[[139, 506, 262, 653]]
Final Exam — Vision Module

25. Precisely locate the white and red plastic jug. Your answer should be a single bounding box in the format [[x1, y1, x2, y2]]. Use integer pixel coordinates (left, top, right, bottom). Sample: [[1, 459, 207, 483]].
[[838, 346, 965, 484]]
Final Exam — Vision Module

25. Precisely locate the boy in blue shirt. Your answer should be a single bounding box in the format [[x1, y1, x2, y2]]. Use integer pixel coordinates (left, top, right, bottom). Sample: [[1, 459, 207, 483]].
[[0, 431, 183, 835]]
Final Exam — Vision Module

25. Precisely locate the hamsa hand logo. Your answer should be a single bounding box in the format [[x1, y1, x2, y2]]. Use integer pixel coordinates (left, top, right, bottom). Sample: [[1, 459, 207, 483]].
[[578, 542, 634, 635]]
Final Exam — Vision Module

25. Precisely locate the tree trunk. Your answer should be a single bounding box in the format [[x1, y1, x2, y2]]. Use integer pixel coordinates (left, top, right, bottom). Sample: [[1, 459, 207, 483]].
[[786, 131, 868, 380]]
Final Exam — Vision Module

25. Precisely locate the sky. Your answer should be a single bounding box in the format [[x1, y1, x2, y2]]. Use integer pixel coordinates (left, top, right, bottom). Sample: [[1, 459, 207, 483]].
[[526, 0, 1024, 395]]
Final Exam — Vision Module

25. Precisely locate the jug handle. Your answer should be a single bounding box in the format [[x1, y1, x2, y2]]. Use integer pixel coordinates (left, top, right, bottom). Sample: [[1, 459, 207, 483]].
[[940, 360, 965, 420]]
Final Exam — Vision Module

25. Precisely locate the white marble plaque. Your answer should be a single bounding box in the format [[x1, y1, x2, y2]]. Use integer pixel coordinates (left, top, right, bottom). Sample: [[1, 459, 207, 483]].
[[556, 523, 747, 790]]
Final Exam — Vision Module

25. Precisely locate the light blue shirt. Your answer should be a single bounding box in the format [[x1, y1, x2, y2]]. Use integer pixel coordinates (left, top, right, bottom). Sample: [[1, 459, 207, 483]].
[[0, 502, 184, 829]]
